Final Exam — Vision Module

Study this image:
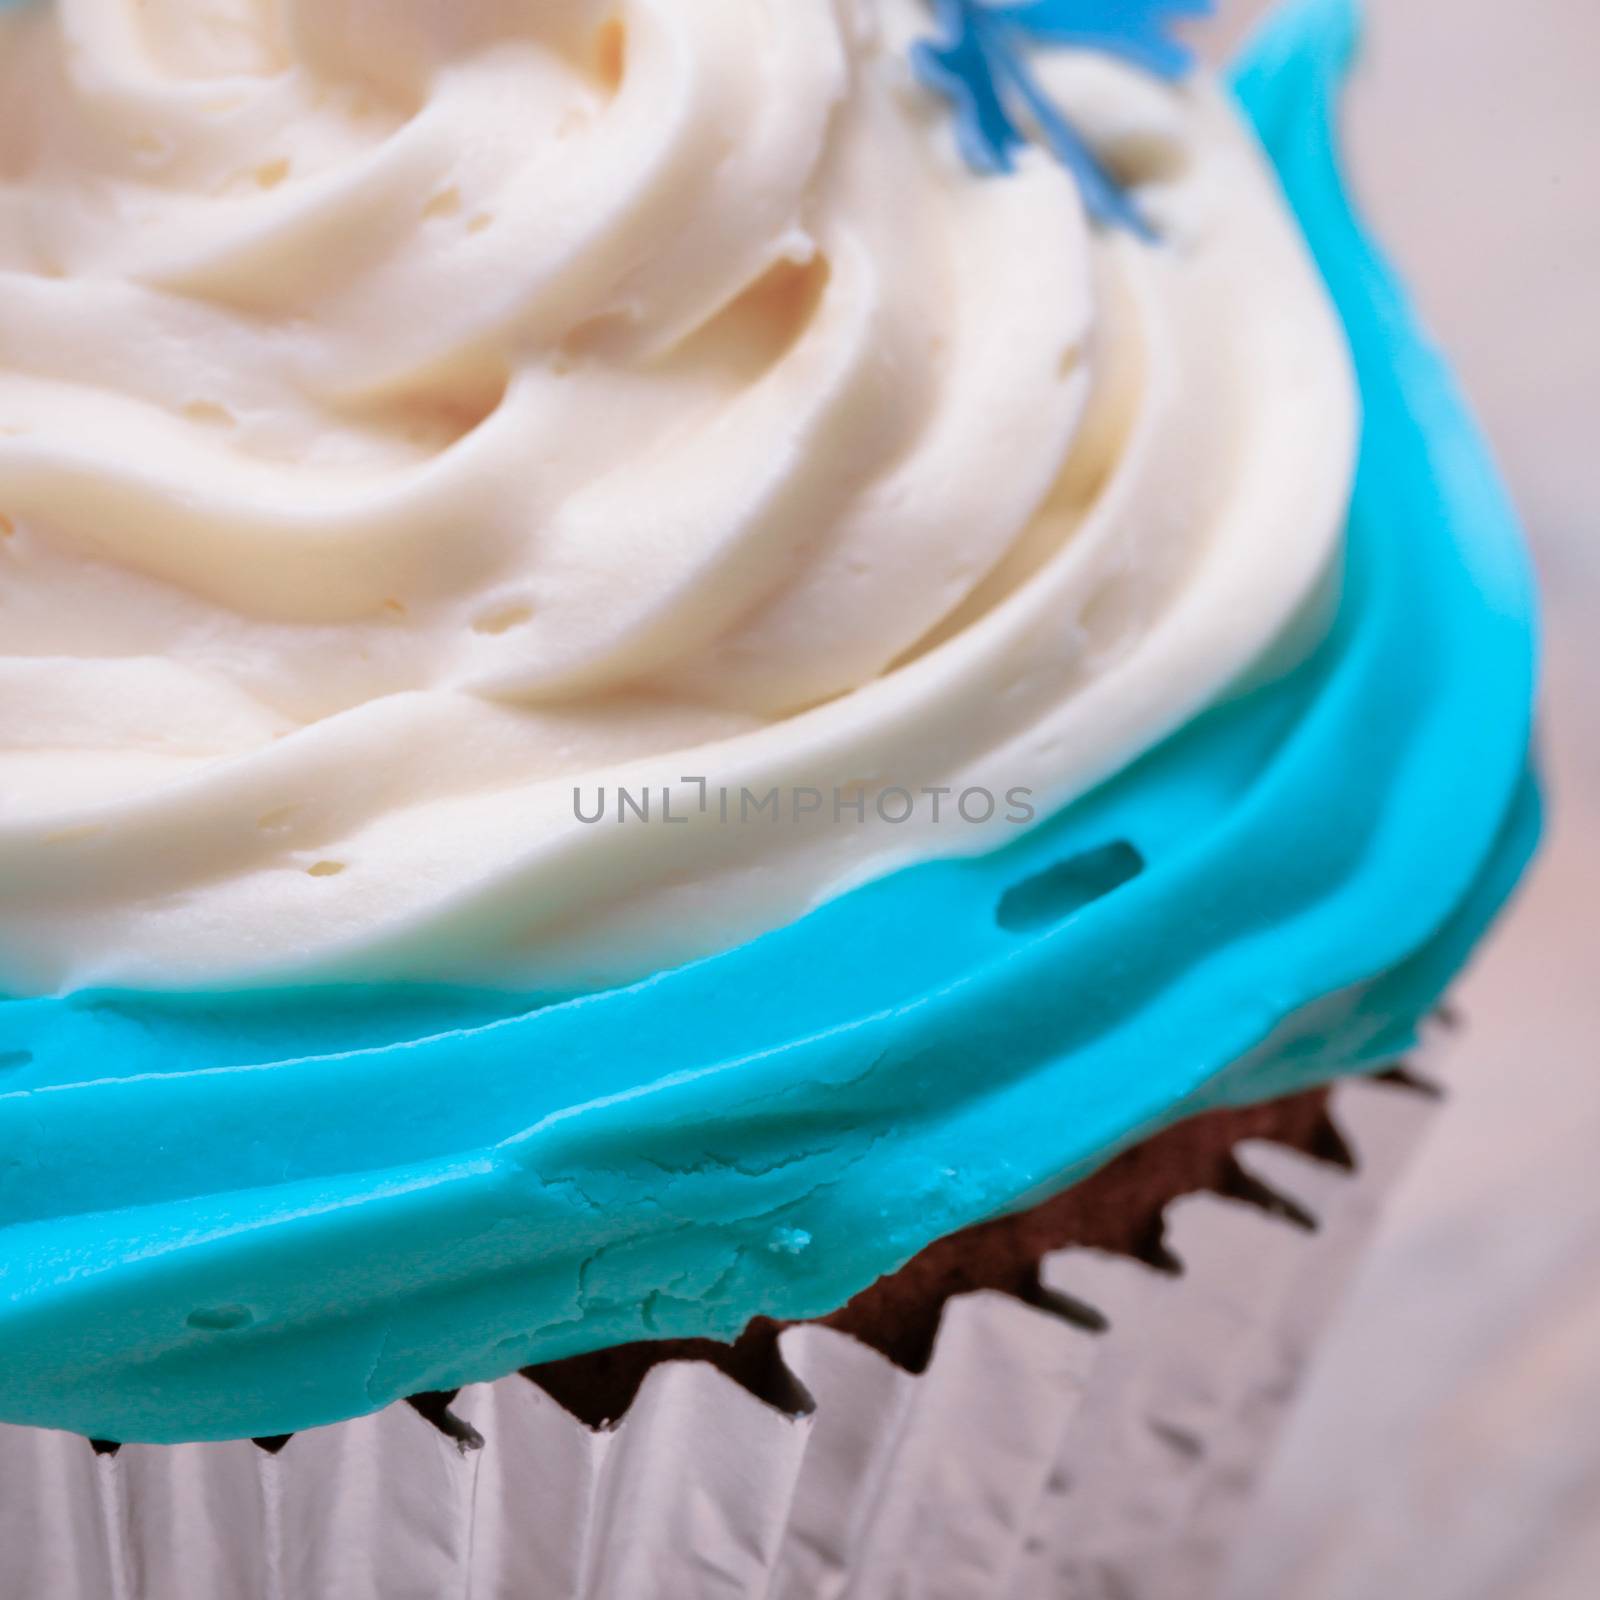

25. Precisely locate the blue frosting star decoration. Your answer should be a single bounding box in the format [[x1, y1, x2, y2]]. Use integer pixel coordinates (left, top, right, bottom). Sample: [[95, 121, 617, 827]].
[[912, 0, 1214, 238]]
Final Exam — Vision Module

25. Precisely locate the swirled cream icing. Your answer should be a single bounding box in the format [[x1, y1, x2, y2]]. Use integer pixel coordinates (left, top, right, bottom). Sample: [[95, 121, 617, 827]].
[[0, 0, 1356, 995]]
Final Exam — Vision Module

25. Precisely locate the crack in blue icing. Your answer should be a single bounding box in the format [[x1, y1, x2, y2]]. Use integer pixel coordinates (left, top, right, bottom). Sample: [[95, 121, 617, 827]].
[[0, 0, 1541, 1443]]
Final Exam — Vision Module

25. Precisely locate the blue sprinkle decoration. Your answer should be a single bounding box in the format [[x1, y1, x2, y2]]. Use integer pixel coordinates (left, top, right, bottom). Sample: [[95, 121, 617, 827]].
[[912, 1, 1214, 239]]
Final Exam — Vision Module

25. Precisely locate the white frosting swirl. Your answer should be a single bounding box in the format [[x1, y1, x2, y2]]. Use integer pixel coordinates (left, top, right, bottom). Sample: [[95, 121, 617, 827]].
[[0, 0, 1357, 995]]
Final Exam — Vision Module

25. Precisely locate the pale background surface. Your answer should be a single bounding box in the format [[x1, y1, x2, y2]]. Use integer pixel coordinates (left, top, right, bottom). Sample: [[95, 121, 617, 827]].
[[1202, 2, 1600, 1596]]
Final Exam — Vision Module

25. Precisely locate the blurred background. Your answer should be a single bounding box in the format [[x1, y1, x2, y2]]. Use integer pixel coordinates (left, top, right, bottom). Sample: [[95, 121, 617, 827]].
[[1203, 2, 1600, 1596]]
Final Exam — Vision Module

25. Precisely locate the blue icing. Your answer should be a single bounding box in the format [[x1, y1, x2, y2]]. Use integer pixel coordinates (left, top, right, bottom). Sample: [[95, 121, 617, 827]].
[[0, 0, 1541, 1443], [914, 0, 1215, 236]]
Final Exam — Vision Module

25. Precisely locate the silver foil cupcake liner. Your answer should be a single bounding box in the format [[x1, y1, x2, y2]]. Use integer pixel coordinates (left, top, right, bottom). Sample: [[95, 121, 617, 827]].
[[0, 1072, 1436, 1600]]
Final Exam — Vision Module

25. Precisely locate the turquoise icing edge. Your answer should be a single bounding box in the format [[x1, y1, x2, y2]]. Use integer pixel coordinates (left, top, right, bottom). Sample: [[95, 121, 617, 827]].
[[0, 0, 1541, 1444]]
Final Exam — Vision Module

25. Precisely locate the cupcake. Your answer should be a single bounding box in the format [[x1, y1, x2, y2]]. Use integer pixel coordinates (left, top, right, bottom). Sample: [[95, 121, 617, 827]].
[[0, 0, 1539, 1593]]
